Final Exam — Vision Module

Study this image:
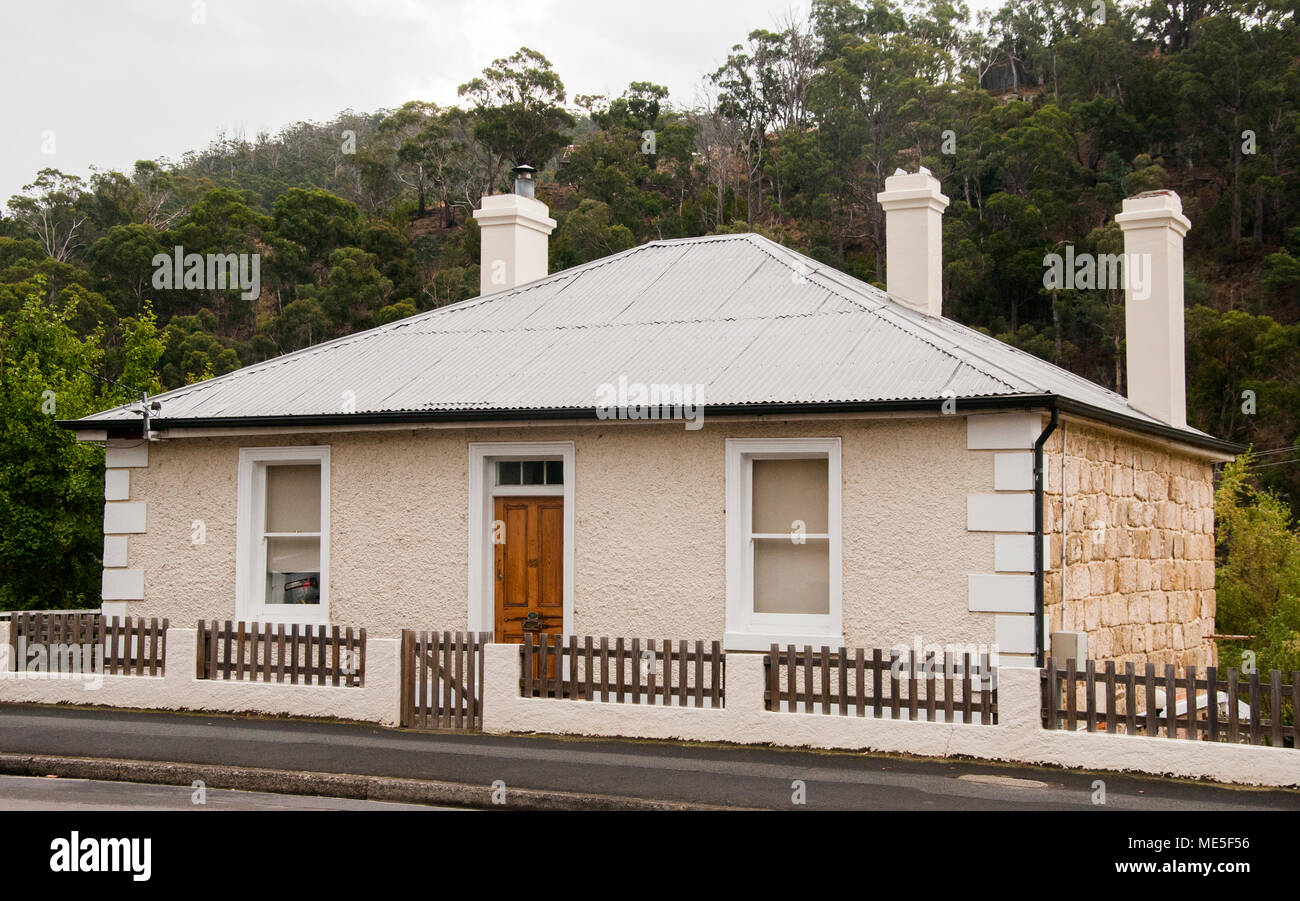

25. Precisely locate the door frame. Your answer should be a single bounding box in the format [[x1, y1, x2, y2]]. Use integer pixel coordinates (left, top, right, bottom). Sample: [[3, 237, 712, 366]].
[[468, 441, 574, 638]]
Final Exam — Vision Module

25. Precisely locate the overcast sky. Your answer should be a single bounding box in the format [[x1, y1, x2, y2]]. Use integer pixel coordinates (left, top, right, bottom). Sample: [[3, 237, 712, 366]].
[[1, 0, 1007, 204]]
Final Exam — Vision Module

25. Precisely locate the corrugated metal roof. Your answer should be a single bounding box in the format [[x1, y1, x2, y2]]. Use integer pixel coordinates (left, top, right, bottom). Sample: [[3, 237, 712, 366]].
[[71, 233, 1211, 439]]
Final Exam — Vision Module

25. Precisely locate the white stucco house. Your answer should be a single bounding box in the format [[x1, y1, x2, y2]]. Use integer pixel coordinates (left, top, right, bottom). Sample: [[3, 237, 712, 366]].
[[63, 168, 1240, 669]]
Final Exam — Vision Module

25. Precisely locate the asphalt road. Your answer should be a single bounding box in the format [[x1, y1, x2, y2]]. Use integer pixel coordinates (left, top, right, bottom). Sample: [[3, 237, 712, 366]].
[[1, 704, 1296, 810], [0, 774, 450, 811]]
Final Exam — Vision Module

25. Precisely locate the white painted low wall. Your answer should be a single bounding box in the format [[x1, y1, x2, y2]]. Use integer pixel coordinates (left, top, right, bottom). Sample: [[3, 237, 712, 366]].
[[0, 624, 401, 727], [481, 645, 1300, 788], [3, 621, 1295, 787]]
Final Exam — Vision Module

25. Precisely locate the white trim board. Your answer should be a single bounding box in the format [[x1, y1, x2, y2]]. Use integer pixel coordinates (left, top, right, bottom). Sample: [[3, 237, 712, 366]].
[[468, 442, 575, 638]]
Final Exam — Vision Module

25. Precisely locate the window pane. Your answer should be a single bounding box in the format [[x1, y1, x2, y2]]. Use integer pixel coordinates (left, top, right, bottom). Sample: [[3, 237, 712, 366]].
[[752, 458, 828, 534], [545, 460, 563, 485], [753, 538, 829, 614], [265, 464, 321, 533], [497, 461, 521, 485], [522, 460, 545, 484], [265, 536, 320, 605]]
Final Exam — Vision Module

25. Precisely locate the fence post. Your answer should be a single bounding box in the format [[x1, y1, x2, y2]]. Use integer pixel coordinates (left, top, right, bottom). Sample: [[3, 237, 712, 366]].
[[398, 630, 411, 728]]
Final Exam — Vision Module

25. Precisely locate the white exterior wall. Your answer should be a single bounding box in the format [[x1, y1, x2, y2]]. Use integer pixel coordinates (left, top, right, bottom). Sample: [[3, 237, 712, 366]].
[[111, 416, 999, 648], [90, 409, 1218, 668]]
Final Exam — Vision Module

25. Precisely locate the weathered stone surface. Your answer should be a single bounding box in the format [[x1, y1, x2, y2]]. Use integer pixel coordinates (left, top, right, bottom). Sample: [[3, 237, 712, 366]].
[[1045, 422, 1217, 668]]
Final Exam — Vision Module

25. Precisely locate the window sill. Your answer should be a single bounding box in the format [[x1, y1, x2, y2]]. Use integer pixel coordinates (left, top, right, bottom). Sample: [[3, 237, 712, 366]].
[[246, 609, 330, 626], [723, 630, 844, 653]]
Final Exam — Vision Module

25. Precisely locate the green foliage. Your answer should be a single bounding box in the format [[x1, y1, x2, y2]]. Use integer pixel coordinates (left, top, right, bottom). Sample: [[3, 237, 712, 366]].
[[375, 301, 418, 325], [458, 47, 576, 174], [1214, 454, 1300, 675], [159, 311, 241, 388], [0, 286, 108, 609], [551, 200, 635, 268]]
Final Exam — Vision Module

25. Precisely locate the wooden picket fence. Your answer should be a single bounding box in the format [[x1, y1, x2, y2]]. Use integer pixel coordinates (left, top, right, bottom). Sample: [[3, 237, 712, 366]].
[[400, 630, 490, 730], [1042, 657, 1298, 747], [519, 634, 725, 708], [99, 617, 169, 675], [195, 620, 365, 686], [6, 612, 168, 675], [763, 645, 998, 724]]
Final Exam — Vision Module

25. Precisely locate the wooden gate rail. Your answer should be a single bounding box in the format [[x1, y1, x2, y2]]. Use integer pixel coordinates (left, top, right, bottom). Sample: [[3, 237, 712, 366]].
[[196, 621, 365, 686], [763, 645, 997, 724], [400, 631, 490, 730], [518, 634, 725, 708], [1042, 657, 1298, 747]]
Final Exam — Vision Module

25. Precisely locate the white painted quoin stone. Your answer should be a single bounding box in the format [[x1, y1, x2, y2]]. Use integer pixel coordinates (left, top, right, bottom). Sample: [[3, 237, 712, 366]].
[[968, 574, 1033, 613], [102, 536, 128, 568], [994, 534, 1051, 573], [103, 502, 145, 534], [104, 469, 130, 501], [966, 412, 1042, 450], [101, 439, 148, 611], [101, 569, 144, 601], [966, 494, 1033, 532], [964, 413, 1044, 660], [104, 440, 148, 468], [993, 452, 1033, 491]]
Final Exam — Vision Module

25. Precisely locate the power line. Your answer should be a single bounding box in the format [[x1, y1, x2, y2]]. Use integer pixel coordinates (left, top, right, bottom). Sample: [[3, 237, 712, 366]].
[[1243, 457, 1300, 471], [1246, 445, 1300, 459]]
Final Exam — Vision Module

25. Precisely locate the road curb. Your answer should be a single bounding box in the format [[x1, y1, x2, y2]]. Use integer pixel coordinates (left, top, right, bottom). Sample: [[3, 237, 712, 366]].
[[0, 752, 735, 811]]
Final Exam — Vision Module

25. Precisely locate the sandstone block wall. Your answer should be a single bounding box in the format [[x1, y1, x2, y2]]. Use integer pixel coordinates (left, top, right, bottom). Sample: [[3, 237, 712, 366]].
[[1043, 421, 1217, 667]]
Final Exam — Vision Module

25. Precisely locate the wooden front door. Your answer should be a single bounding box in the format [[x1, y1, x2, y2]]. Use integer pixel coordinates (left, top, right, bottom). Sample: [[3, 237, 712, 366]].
[[493, 496, 564, 644]]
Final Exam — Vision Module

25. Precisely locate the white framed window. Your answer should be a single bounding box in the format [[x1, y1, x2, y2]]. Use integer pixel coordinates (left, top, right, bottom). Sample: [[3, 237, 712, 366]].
[[236, 446, 330, 624], [725, 438, 841, 651]]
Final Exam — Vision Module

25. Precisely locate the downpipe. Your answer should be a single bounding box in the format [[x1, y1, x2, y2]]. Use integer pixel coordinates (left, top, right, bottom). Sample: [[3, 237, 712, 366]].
[[1033, 405, 1059, 668]]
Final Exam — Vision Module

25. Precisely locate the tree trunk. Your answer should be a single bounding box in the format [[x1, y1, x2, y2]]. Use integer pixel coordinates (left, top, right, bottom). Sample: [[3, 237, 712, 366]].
[[1253, 185, 1264, 242], [1052, 291, 1062, 363]]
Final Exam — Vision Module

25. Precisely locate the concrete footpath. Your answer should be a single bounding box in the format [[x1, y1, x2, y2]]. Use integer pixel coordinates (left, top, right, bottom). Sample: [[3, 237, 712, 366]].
[[1, 703, 1297, 811]]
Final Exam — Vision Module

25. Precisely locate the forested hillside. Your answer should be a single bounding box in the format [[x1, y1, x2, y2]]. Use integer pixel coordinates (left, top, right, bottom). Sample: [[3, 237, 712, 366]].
[[4, 0, 1300, 617]]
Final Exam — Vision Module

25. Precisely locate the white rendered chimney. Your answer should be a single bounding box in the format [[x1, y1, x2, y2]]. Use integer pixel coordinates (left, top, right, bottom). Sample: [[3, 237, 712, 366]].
[[1115, 191, 1191, 429], [471, 165, 556, 296], [876, 167, 950, 317]]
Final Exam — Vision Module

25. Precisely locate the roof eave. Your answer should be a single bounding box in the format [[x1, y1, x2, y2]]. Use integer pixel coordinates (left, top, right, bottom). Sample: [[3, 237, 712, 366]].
[[58, 394, 1245, 456]]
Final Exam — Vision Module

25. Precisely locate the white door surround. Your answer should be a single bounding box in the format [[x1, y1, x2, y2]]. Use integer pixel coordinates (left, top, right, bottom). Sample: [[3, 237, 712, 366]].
[[467, 441, 575, 637]]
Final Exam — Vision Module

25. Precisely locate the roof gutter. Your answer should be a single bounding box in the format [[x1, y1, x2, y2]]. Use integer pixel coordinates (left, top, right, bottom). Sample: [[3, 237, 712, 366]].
[[58, 394, 1245, 456], [1033, 403, 1059, 668]]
